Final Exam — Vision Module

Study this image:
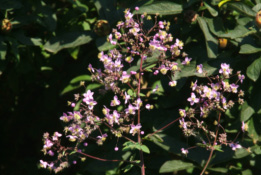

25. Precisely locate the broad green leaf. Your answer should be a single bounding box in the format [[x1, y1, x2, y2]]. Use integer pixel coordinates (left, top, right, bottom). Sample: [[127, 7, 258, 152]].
[[134, 1, 183, 15], [252, 4, 261, 12], [246, 56, 261, 81], [219, 25, 255, 39], [44, 31, 93, 53], [159, 160, 194, 173], [233, 148, 251, 159], [242, 169, 253, 175], [227, 2, 256, 17], [68, 47, 80, 60], [38, 1, 57, 31], [70, 75, 92, 84], [240, 44, 261, 54], [204, 2, 218, 17], [247, 115, 261, 141], [197, 17, 218, 58], [240, 102, 255, 122]]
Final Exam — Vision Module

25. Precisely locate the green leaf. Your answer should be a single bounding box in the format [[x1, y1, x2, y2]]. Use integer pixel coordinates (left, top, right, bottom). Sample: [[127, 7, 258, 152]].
[[96, 37, 116, 51], [246, 56, 261, 81], [247, 115, 261, 141], [227, 2, 256, 17], [70, 75, 92, 84], [197, 17, 218, 59], [44, 31, 93, 53], [134, 1, 183, 15], [13, 31, 42, 46], [208, 167, 228, 173], [233, 148, 251, 159], [60, 84, 81, 95], [240, 102, 255, 122], [140, 145, 150, 154], [86, 83, 102, 90], [240, 44, 261, 54], [0, 40, 7, 60], [242, 169, 253, 175], [159, 160, 194, 173], [204, 2, 218, 17], [41, 67, 53, 71]]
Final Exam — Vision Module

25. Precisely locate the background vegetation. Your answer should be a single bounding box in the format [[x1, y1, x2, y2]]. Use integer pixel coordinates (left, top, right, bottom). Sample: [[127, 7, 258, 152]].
[[0, 0, 261, 174]]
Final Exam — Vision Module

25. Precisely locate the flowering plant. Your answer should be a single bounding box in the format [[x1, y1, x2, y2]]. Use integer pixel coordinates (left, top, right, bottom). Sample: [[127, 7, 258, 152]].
[[40, 7, 246, 175]]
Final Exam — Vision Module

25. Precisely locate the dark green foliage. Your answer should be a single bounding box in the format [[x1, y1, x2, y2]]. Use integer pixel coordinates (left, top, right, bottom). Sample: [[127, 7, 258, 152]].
[[1, 0, 261, 174]]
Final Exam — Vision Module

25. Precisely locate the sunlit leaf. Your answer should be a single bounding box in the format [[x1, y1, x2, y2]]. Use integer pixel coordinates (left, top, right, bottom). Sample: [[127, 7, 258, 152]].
[[204, 2, 218, 17], [44, 31, 93, 53], [240, 44, 261, 54], [159, 160, 194, 173], [135, 1, 183, 15], [227, 2, 256, 17], [240, 101, 255, 122], [246, 56, 261, 81], [197, 17, 218, 58]]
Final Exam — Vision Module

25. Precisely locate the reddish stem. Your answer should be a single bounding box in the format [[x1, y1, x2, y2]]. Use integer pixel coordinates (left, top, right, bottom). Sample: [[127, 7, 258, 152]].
[[200, 112, 221, 175], [137, 54, 145, 175]]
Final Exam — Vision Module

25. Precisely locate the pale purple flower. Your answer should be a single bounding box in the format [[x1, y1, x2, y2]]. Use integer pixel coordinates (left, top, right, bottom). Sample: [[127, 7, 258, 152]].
[[135, 7, 139, 11], [97, 133, 108, 141], [130, 123, 142, 136], [40, 160, 48, 169], [182, 57, 191, 65], [141, 131, 144, 135], [159, 65, 169, 75], [169, 80, 177, 87], [175, 38, 184, 49], [84, 142, 88, 146], [108, 34, 117, 45], [191, 80, 197, 91], [219, 63, 231, 77], [136, 98, 142, 109], [230, 143, 242, 151], [130, 71, 137, 75], [83, 90, 94, 103], [153, 70, 159, 75], [187, 93, 199, 105], [88, 64, 94, 72], [230, 83, 239, 93], [181, 148, 189, 155], [66, 135, 77, 142], [52, 132, 62, 141], [124, 92, 130, 104], [120, 71, 130, 83], [152, 85, 159, 93], [114, 147, 119, 151], [73, 161, 77, 164], [44, 139, 53, 149], [48, 150, 54, 156], [179, 118, 187, 129], [125, 104, 136, 115], [158, 21, 164, 29], [196, 64, 203, 73], [145, 104, 151, 110], [149, 39, 167, 51], [238, 74, 245, 84], [179, 109, 186, 117], [71, 103, 75, 107], [111, 95, 120, 106]]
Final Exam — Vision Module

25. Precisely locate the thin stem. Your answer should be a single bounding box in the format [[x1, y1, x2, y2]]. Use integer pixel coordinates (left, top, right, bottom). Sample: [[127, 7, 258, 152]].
[[70, 148, 139, 165], [137, 55, 145, 175], [200, 112, 221, 175], [146, 116, 183, 138]]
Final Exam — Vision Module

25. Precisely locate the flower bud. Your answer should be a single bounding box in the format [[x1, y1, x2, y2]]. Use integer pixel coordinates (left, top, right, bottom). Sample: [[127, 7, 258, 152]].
[[219, 38, 228, 49], [1, 19, 12, 33], [256, 10, 261, 28], [94, 20, 111, 36]]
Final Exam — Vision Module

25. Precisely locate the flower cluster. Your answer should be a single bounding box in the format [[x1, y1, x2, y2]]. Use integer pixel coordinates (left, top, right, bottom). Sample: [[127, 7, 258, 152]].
[[179, 63, 245, 155], [40, 8, 191, 173]]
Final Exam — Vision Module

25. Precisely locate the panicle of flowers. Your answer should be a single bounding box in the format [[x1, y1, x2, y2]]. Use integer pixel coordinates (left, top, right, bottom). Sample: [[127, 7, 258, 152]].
[[179, 63, 245, 154], [40, 7, 191, 173]]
